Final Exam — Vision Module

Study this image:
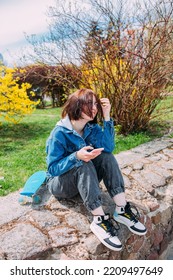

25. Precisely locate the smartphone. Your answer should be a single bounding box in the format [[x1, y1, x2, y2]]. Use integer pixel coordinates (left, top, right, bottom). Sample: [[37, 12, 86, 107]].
[[90, 148, 104, 153]]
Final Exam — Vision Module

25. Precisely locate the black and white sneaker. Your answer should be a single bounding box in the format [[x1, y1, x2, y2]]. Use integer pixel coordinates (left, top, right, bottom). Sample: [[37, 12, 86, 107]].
[[90, 214, 122, 251], [113, 202, 147, 236]]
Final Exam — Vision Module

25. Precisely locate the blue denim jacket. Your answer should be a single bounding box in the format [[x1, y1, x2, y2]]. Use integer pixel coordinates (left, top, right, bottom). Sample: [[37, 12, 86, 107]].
[[46, 115, 115, 177]]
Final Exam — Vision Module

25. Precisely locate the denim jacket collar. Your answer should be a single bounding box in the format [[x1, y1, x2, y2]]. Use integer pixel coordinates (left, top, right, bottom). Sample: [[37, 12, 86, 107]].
[[56, 115, 93, 138]]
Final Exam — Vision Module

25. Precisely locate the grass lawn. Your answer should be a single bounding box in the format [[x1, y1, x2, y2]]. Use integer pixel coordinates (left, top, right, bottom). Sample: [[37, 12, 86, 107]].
[[0, 96, 173, 196], [0, 108, 61, 196]]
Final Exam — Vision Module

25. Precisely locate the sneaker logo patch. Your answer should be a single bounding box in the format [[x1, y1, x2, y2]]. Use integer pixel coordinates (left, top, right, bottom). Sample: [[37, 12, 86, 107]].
[[101, 223, 107, 231], [124, 213, 131, 219]]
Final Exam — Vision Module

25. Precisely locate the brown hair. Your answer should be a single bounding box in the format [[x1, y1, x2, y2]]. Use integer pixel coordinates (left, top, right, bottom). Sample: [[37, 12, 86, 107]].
[[62, 88, 103, 122]]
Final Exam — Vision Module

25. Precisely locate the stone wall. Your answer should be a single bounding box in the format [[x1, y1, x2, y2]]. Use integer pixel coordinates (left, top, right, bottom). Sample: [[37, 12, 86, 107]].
[[0, 136, 173, 260]]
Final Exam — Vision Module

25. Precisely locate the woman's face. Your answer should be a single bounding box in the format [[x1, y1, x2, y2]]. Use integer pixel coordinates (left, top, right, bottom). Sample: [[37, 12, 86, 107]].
[[81, 96, 98, 121]]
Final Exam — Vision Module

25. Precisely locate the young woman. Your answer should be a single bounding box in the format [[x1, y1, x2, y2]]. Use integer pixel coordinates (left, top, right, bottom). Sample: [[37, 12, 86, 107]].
[[46, 88, 147, 251]]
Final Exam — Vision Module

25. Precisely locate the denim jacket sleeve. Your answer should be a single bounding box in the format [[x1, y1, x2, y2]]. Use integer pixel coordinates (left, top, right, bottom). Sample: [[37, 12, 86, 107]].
[[86, 119, 115, 152], [46, 137, 82, 177]]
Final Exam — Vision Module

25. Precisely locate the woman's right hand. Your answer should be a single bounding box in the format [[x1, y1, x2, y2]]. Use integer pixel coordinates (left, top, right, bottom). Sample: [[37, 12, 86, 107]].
[[76, 146, 104, 162]]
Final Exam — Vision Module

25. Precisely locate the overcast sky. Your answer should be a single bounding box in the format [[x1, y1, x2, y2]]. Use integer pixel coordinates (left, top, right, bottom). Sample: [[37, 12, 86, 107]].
[[0, 0, 55, 66]]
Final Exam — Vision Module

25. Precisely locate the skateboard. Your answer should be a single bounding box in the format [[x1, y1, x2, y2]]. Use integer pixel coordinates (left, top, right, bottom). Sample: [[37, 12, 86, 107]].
[[18, 170, 47, 204]]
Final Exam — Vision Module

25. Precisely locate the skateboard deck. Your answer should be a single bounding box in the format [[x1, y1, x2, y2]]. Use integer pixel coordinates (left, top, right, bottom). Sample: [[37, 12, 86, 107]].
[[19, 171, 47, 204]]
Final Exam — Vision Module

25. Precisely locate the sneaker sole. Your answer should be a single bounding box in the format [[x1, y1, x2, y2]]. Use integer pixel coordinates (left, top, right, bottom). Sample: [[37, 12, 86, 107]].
[[90, 224, 122, 251], [113, 216, 147, 236]]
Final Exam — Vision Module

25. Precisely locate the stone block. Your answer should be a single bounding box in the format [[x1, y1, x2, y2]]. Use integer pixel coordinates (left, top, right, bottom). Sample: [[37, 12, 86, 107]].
[[166, 243, 173, 260], [122, 175, 131, 188], [146, 251, 159, 260], [122, 167, 133, 175], [0, 191, 30, 226], [146, 201, 160, 212], [130, 171, 154, 193], [133, 236, 145, 253], [146, 163, 172, 180], [127, 252, 138, 260], [159, 236, 170, 255], [132, 139, 173, 156], [0, 223, 50, 259], [158, 159, 173, 170], [65, 213, 90, 234], [159, 204, 172, 225], [151, 212, 161, 225], [163, 148, 173, 158], [115, 152, 144, 168], [27, 209, 61, 230], [64, 242, 90, 260], [145, 216, 153, 236], [132, 162, 144, 170], [153, 231, 163, 247], [141, 170, 166, 188], [81, 234, 103, 255], [48, 227, 78, 248]]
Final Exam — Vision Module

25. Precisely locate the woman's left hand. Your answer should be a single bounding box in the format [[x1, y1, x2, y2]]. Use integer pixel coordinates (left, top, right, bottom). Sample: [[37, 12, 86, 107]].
[[100, 98, 111, 121]]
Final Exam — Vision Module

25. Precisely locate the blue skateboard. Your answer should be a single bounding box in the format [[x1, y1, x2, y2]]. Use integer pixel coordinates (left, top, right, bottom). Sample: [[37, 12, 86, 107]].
[[19, 171, 47, 204]]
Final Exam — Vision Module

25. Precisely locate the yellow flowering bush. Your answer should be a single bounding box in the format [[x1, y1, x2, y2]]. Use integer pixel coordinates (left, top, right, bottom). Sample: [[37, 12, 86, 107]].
[[80, 55, 146, 133], [81, 54, 137, 102], [0, 66, 39, 124]]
